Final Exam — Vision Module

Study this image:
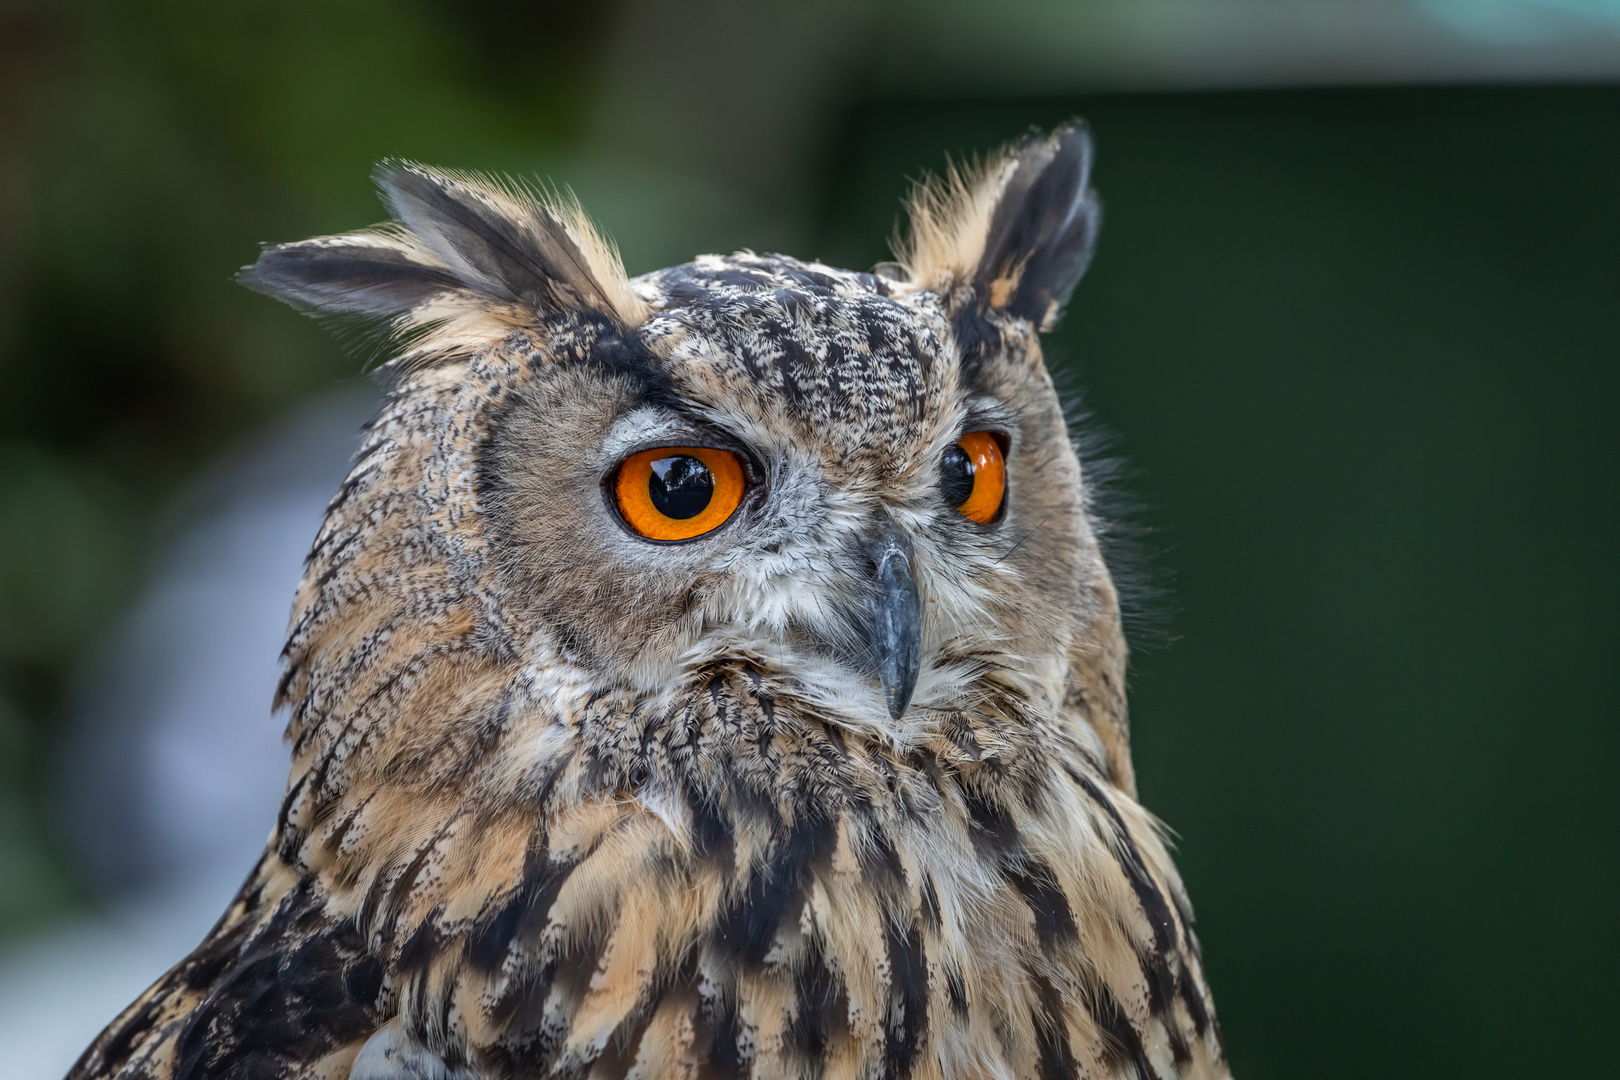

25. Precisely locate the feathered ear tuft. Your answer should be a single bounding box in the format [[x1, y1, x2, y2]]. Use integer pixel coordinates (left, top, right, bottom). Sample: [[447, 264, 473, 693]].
[[239, 164, 647, 346], [238, 224, 461, 318], [373, 163, 647, 325], [896, 121, 1100, 332]]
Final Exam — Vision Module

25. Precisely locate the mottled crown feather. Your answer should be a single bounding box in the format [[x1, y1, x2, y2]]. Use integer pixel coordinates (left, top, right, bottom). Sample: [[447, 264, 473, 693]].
[[897, 120, 1101, 332], [238, 162, 648, 354]]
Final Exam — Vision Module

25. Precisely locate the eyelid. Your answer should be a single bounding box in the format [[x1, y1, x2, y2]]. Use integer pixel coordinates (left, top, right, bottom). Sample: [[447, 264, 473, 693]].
[[599, 405, 754, 467], [959, 401, 1018, 448], [602, 434, 756, 485]]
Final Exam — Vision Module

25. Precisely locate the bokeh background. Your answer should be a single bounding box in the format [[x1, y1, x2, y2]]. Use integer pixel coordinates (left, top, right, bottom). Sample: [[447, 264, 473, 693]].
[[1, 1, 1616, 1076]]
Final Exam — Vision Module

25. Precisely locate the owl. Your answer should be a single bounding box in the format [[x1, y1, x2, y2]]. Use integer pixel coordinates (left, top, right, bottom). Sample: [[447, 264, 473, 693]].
[[69, 122, 1228, 1080]]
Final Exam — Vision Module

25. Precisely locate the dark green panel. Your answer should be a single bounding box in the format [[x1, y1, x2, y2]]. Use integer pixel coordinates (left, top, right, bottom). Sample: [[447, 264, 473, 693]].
[[817, 87, 1620, 1078]]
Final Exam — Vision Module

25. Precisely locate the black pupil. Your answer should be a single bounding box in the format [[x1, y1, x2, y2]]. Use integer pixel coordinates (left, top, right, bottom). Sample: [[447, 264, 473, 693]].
[[939, 444, 976, 507], [648, 455, 715, 519]]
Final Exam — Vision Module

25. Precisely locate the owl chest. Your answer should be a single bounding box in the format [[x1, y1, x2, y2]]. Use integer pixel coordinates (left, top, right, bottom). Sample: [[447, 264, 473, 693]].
[[375, 787, 1102, 1080]]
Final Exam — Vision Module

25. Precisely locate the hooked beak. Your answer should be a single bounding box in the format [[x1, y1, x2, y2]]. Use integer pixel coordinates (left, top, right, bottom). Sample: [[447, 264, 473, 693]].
[[866, 525, 922, 721]]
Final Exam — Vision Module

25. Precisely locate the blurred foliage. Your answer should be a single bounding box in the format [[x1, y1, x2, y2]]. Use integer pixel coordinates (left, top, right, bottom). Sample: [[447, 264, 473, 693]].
[[0, 0, 617, 932], [0, 1, 1616, 1076]]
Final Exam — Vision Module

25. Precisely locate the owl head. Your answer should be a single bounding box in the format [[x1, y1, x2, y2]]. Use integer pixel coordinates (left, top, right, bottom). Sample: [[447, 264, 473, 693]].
[[242, 122, 1135, 796]]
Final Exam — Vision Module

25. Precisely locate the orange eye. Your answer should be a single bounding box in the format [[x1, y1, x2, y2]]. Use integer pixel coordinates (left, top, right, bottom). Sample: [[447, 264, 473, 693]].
[[613, 446, 747, 542], [940, 431, 1006, 524]]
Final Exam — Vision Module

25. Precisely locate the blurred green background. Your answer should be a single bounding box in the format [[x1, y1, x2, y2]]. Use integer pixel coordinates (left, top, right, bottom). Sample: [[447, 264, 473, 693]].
[[0, 1, 1615, 1077]]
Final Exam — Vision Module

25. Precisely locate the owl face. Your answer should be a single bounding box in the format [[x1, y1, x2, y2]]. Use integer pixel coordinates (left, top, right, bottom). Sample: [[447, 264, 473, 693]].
[[243, 124, 1116, 753], [475, 253, 1089, 740]]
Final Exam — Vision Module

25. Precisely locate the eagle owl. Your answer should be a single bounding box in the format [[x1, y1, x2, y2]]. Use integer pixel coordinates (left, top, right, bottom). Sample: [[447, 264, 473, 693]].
[[71, 123, 1228, 1080]]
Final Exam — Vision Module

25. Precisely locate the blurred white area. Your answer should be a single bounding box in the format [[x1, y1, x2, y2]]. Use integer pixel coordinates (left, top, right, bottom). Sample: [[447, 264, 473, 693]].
[[0, 867, 246, 1080], [0, 386, 378, 1079]]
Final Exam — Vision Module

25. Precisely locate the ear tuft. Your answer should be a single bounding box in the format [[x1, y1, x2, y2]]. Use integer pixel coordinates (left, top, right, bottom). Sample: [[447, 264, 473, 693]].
[[897, 121, 1100, 332], [373, 163, 647, 325], [238, 164, 647, 345]]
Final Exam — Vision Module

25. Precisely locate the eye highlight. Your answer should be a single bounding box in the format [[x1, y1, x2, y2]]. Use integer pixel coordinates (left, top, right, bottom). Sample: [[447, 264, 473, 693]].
[[940, 431, 1006, 524], [613, 446, 746, 542]]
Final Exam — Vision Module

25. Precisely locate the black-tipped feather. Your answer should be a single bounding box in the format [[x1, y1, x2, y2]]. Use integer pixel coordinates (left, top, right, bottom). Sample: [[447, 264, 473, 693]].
[[376, 165, 616, 317], [238, 242, 461, 317], [977, 122, 1102, 331]]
